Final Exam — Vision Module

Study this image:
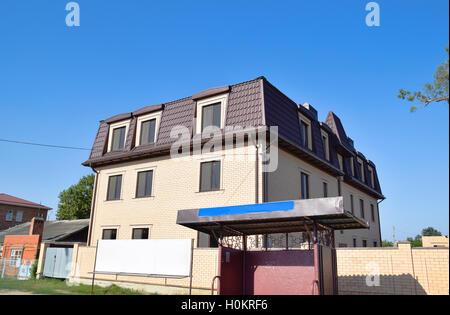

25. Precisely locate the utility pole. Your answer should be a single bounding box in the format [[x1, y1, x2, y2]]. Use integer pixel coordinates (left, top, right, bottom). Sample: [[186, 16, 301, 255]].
[[393, 226, 397, 247]]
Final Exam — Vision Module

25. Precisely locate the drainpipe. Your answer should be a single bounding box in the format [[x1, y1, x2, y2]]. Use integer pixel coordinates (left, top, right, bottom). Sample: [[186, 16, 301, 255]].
[[376, 199, 385, 247], [87, 167, 99, 246]]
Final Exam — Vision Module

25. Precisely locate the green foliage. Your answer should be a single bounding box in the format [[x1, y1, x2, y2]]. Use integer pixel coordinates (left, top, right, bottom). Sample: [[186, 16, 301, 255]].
[[406, 235, 423, 247], [422, 227, 442, 236], [29, 260, 38, 280], [56, 174, 95, 220], [0, 279, 150, 295], [382, 240, 393, 247], [398, 45, 449, 112]]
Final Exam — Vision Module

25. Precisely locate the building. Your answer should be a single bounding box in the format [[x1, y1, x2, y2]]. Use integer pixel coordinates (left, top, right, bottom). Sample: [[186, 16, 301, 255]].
[[0, 193, 51, 231], [0, 218, 89, 279], [75, 77, 384, 292], [422, 236, 449, 248]]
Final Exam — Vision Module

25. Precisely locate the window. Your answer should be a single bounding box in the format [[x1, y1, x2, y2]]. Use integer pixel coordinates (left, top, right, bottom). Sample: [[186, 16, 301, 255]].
[[350, 195, 354, 214], [371, 204, 375, 222], [353, 238, 357, 247], [10, 249, 22, 267], [5, 210, 13, 222], [107, 175, 122, 201], [200, 161, 221, 192], [340, 230, 344, 234], [201, 103, 221, 132], [132, 228, 149, 239], [362, 240, 367, 247], [337, 154, 343, 171], [357, 161, 363, 180], [136, 170, 153, 198], [300, 121, 309, 148], [197, 231, 218, 248], [140, 119, 156, 145], [102, 229, 117, 240], [321, 131, 330, 161], [15, 211, 23, 222], [360, 199, 365, 218], [350, 157, 355, 176], [373, 241, 378, 247], [368, 167, 374, 187], [323, 182, 328, 198], [111, 126, 126, 151], [300, 172, 309, 199]]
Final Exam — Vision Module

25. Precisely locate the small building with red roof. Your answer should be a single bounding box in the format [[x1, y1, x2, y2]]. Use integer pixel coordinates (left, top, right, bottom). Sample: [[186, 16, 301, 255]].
[[0, 193, 51, 231]]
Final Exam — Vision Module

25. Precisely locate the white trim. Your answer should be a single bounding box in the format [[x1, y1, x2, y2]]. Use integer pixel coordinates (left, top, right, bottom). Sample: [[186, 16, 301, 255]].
[[107, 120, 130, 152], [135, 111, 162, 146], [195, 93, 228, 134]]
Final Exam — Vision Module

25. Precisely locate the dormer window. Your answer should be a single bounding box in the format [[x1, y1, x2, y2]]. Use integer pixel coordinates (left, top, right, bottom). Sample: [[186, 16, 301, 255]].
[[367, 166, 374, 187], [298, 113, 312, 150], [357, 157, 365, 182], [112, 127, 126, 151], [321, 130, 330, 161], [135, 111, 162, 147], [195, 93, 228, 134], [107, 120, 130, 152]]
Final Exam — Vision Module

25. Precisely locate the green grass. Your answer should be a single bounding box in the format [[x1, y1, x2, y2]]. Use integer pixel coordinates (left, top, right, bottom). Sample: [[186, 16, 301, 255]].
[[0, 278, 149, 295]]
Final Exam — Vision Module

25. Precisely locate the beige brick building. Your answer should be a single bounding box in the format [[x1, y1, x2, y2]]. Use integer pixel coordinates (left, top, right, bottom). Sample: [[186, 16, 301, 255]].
[[75, 77, 386, 292]]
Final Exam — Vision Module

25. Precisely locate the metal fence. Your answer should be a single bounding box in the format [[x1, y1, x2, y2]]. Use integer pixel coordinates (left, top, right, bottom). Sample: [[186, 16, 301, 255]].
[[0, 259, 36, 280]]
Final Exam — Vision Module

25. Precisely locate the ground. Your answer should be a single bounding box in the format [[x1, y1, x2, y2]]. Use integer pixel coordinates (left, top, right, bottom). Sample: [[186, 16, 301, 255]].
[[0, 278, 150, 295]]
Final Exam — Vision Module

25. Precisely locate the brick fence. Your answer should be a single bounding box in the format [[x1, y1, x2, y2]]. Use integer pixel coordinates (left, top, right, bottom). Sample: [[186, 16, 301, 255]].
[[336, 242, 449, 295], [66, 242, 448, 295]]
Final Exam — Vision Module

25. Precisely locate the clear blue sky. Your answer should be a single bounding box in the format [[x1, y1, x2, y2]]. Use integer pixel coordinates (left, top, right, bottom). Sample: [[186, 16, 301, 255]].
[[0, 0, 448, 241]]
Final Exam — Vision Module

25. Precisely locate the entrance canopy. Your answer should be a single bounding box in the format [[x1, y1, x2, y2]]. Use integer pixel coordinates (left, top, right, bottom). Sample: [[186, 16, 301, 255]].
[[176, 197, 368, 237]]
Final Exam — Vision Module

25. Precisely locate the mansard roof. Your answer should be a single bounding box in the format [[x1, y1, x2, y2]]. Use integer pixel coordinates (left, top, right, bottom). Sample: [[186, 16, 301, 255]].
[[82, 76, 384, 199]]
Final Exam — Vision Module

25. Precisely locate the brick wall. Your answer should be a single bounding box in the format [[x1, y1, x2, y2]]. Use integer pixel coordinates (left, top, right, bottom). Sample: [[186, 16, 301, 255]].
[[0, 204, 48, 231], [336, 242, 449, 295], [69, 244, 219, 294]]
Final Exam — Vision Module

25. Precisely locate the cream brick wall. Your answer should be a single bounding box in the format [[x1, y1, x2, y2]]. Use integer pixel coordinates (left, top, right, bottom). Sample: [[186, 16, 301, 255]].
[[89, 145, 260, 246], [70, 244, 219, 293], [267, 150, 381, 248], [336, 243, 449, 295]]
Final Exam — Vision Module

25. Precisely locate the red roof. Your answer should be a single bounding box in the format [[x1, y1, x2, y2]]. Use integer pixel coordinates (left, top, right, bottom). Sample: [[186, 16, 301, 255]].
[[0, 193, 52, 210]]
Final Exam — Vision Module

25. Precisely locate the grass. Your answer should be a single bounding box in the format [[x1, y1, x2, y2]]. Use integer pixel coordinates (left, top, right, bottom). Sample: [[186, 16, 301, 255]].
[[0, 278, 149, 295]]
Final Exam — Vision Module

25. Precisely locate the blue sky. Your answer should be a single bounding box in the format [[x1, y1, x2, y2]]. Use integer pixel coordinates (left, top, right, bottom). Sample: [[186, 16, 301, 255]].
[[0, 0, 448, 241]]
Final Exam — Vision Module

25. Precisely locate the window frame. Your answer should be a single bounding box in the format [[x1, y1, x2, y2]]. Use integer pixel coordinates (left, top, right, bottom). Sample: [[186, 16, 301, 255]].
[[107, 120, 130, 152], [360, 199, 365, 219], [350, 195, 354, 214], [321, 130, 330, 161], [370, 204, 375, 222], [102, 229, 117, 240], [9, 249, 23, 267], [5, 210, 14, 222], [195, 93, 228, 134], [300, 172, 310, 200], [199, 160, 222, 192], [106, 174, 123, 201], [323, 182, 328, 198], [132, 228, 150, 240], [135, 111, 162, 146], [15, 210, 23, 222], [135, 170, 154, 198], [298, 113, 312, 150]]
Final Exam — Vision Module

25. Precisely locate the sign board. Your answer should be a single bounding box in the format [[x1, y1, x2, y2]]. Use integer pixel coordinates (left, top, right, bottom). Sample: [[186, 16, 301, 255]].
[[94, 239, 193, 278]]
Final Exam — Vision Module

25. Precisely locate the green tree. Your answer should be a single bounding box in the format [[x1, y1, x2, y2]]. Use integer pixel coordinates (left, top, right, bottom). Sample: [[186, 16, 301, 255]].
[[406, 235, 423, 247], [56, 174, 95, 220], [382, 240, 393, 247], [398, 45, 449, 112], [422, 227, 442, 236]]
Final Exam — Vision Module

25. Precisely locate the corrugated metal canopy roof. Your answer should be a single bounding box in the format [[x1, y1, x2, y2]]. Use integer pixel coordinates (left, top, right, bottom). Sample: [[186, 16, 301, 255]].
[[176, 197, 368, 237]]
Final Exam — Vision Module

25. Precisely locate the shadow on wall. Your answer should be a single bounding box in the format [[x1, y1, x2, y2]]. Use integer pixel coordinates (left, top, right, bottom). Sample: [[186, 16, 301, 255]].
[[338, 274, 427, 295]]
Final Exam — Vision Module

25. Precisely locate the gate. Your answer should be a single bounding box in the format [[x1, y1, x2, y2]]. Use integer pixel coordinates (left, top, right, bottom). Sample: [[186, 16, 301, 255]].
[[43, 247, 73, 279]]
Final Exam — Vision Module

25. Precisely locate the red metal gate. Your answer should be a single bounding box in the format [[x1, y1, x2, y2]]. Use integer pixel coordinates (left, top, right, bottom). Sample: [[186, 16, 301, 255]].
[[218, 244, 336, 295]]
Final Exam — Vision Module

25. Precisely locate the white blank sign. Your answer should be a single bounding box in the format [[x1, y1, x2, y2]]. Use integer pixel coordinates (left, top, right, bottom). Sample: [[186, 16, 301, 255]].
[[95, 239, 193, 278]]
